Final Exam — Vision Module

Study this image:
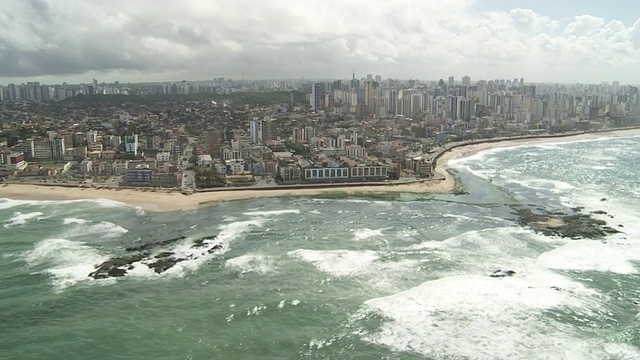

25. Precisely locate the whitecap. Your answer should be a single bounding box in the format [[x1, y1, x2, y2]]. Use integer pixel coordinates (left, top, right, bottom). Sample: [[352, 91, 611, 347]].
[[63, 218, 89, 225], [63, 221, 128, 239], [24, 238, 110, 292], [537, 239, 640, 275], [225, 254, 275, 274], [4, 211, 44, 227], [242, 209, 300, 217], [288, 249, 379, 277], [352, 228, 388, 241], [359, 274, 608, 360]]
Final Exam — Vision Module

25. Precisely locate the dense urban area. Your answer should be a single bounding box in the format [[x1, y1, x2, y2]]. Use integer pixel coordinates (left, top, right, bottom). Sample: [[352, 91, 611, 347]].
[[1, 75, 639, 192]]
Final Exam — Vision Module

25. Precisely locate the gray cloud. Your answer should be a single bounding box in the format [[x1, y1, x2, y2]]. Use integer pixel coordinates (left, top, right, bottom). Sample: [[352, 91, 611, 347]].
[[0, 0, 639, 84]]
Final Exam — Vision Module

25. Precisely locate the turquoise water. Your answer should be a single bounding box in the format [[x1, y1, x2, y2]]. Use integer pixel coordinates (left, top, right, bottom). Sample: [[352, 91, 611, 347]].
[[2, 136, 640, 359]]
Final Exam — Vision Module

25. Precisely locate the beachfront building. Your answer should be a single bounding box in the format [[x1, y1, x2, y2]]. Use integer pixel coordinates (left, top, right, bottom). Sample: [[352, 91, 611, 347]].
[[125, 166, 152, 186], [279, 164, 302, 183], [349, 164, 389, 181], [304, 166, 350, 181], [4, 152, 26, 170]]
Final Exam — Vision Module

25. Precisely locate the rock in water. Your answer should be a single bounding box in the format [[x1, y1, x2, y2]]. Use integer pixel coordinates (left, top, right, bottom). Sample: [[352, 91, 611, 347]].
[[89, 235, 224, 279], [147, 258, 186, 274], [489, 270, 516, 278], [89, 254, 145, 279]]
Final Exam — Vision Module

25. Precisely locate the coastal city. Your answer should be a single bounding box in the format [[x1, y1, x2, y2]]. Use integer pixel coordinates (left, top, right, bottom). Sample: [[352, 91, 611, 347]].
[[1, 75, 639, 193]]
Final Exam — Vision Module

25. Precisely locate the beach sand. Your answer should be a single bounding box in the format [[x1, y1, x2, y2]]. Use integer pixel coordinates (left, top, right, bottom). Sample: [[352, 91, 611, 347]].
[[2, 128, 639, 212]]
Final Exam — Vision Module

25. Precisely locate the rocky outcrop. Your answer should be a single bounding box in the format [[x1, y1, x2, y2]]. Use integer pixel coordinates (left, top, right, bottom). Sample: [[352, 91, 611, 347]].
[[88, 235, 222, 279], [513, 206, 621, 239], [489, 269, 516, 278]]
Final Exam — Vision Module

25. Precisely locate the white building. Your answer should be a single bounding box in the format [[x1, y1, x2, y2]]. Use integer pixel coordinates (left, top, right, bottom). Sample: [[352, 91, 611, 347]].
[[225, 159, 246, 174], [304, 167, 349, 181], [156, 151, 171, 162], [350, 165, 389, 179], [124, 134, 138, 155], [346, 145, 366, 158]]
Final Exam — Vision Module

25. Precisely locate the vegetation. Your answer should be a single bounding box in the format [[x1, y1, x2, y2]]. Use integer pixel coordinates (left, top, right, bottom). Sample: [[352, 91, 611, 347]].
[[195, 166, 224, 188], [284, 141, 310, 155]]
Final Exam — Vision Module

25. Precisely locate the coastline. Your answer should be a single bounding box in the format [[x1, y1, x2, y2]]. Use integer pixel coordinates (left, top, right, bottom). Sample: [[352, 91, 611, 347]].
[[2, 128, 639, 212]]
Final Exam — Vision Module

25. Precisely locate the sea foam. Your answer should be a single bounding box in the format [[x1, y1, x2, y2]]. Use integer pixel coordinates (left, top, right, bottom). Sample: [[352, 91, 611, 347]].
[[24, 238, 110, 292], [225, 254, 275, 274], [359, 274, 617, 360], [4, 211, 44, 227]]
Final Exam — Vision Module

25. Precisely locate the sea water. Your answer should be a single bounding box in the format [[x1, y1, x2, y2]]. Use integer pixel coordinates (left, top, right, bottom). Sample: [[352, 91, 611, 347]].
[[2, 135, 640, 359]]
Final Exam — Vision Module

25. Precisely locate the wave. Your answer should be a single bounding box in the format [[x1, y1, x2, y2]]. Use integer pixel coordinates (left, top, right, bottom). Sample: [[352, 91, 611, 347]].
[[288, 249, 379, 278], [62, 218, 89, 225], [0, 198, 128, 210], [4, 211, 44, 227], [242, 209, 300, 217], [24, 238, 111, 292], [352, 228, 389, 241], [25, 218, 267, 291], [357, 273, 628, 360], [225, 254, 275, 274], [287, 249, 420, 291], [62, 221, 128, 239], [537, 238, 640, 275]]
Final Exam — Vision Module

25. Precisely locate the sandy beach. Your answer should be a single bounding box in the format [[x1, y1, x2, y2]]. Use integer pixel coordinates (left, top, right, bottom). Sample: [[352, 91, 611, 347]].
[[2, 128, 639, 212]]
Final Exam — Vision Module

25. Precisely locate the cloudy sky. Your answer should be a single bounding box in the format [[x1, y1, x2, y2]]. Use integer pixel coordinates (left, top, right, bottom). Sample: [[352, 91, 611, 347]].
[[1, 0, 639, 85]]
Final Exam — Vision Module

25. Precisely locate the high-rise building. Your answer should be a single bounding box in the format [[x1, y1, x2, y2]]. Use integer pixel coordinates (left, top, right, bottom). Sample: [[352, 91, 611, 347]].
[[364, 80, 379, 107], [249, 118, 261, 144], [124, 135, 139, 155], [52, 138, 65, 161], [462, 76, 471, 86], [261, 117, 277, 142], [310, 83, 324, 110], [446, 95, 458, 120], [448, 76, 455, 86]]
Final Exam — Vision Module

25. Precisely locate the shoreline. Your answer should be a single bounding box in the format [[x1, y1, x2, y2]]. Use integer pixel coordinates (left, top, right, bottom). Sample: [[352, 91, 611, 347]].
[[2, 128, 639, 212]]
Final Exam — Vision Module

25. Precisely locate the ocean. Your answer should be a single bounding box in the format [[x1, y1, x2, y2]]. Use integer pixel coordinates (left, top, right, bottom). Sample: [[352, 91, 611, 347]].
[[2, 135, 640, 360]]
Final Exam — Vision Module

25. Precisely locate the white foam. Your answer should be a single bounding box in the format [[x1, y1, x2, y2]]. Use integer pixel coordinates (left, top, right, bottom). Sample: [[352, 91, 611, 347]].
[[359, 274, 608, 360], [0, 198, 128, 209], [242, 209, 300, 217], [442, 213, 475, 221], [63, 218, 89, 225], [4, 211, 44, 227], [152, 219, 267, 277], [0, 199, 37, 210], [225, 254, 275, 274], [537, 239, 640, 275], [24, 238, 110, 292], [352, 228, 387, 241], [509, 178, 575, 194], [288, 249, 379, 277], [63, 221, 128, 239]]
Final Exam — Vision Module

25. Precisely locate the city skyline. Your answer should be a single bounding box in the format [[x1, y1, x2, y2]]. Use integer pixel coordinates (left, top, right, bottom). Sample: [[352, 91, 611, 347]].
[[1, 0, 640, 84]]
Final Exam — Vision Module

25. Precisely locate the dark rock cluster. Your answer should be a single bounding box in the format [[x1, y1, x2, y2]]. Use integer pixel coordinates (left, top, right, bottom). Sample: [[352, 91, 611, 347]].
[[513, 206, 621, 239], [88, 235, 221, 279]]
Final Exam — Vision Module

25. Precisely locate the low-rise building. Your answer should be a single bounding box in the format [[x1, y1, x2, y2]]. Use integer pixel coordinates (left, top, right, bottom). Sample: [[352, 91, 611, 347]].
[[349, 165, 389, 181], [304, 167, 350, 181], [125, 166, 152, 186]]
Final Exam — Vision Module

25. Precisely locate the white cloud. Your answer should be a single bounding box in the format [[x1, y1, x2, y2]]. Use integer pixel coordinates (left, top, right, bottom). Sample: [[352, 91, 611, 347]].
[[0, 0, 639, 84]]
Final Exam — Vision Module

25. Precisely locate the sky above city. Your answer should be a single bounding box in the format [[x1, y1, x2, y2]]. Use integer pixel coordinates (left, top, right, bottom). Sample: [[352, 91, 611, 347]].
[[1, 0, 640, 85]]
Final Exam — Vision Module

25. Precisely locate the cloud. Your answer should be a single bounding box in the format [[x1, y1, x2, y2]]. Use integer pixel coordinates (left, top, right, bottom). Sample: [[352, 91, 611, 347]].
[[0, 0, 639, 84]]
